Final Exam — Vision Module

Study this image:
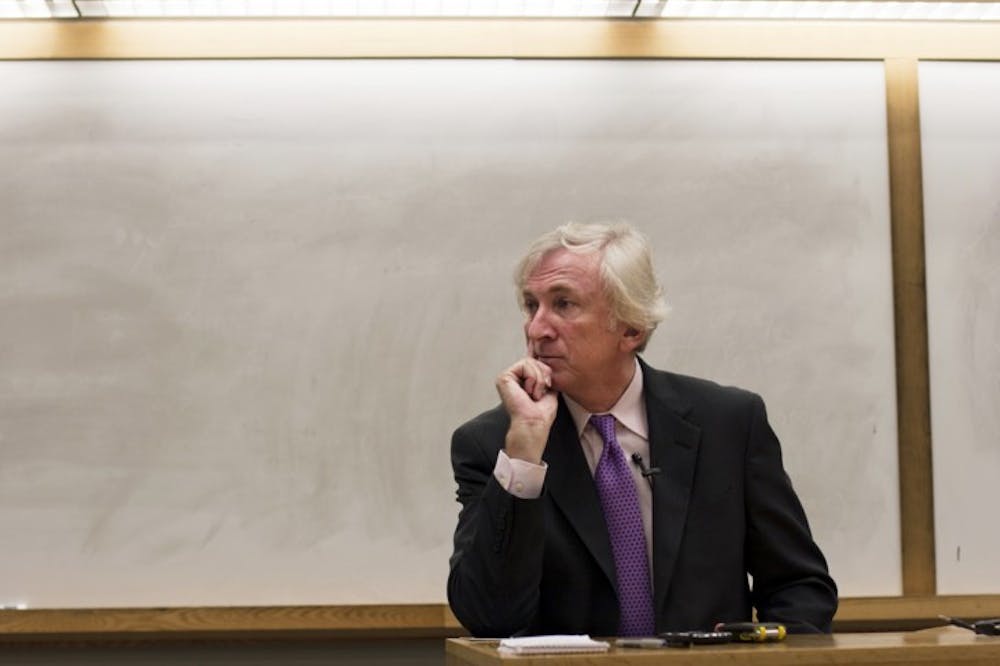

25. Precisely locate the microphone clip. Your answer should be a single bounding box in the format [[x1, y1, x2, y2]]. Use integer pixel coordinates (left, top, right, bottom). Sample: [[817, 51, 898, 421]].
[[630, 452, 661, 487]]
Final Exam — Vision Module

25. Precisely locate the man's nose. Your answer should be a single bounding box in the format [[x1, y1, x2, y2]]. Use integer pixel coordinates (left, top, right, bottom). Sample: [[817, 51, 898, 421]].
[[525, 308, 555, 341]]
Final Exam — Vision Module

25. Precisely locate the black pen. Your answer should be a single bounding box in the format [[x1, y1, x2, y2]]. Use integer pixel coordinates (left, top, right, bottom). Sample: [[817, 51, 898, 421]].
[[939, 615, 1000, 635]]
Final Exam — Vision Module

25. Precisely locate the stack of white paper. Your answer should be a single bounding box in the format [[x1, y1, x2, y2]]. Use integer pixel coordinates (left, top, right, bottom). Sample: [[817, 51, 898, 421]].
[[498, 634, 611, 655]]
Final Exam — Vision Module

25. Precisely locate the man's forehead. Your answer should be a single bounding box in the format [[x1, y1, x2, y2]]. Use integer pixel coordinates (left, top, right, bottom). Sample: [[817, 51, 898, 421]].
[[524, 249, 600, 290], [522, 282, 578, 299]]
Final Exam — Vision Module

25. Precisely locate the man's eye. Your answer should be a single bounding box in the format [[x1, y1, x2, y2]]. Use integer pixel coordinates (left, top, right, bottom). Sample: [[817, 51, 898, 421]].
[[524, 301, 539, 313], [555, 298, 572, 310]]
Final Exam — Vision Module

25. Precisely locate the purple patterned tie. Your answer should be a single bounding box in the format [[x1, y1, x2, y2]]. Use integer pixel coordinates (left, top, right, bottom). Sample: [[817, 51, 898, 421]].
[[590, 413, 655, 636]]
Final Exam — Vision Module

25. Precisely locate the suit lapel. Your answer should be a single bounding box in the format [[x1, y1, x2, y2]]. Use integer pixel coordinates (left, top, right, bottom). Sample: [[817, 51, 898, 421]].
[[641, 361, 702, 617], [543, 399, 617, 590]]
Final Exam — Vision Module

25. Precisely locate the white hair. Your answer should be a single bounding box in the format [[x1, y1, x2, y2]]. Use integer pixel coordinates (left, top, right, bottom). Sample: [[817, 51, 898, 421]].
[[514, 222, 669, 352]]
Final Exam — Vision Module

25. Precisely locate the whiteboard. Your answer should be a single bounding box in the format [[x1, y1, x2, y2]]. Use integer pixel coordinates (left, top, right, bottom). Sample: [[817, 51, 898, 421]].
[[920, 61, 1000, 595], [0, 59, 898, 608]]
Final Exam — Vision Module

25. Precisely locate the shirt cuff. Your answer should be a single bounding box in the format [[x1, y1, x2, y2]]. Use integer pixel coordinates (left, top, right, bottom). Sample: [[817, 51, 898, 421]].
[[494, 449, 547, 499]]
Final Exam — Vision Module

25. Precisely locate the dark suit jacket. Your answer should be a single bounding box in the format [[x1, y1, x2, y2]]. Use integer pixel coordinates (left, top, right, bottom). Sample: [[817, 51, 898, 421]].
[[447, 359, 837, 637]]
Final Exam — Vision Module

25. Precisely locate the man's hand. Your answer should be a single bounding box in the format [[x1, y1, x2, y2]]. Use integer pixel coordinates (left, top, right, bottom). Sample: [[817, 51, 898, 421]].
[[495, 357, 558, 464]]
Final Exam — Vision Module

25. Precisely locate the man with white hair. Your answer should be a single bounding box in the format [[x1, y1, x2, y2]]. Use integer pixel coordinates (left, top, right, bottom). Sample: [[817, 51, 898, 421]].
[[447, 222, 837, 638]]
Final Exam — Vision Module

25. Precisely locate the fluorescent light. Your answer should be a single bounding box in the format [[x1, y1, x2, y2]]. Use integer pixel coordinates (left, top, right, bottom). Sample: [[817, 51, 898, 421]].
[[18, 0, 49, 17], [6, 0, 1000, 20], [7, 0, 643, 17], [648, 0, 1000, 21]]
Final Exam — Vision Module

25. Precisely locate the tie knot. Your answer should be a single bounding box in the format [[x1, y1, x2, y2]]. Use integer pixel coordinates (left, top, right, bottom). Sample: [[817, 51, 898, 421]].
[[589, 413, 617, 445]]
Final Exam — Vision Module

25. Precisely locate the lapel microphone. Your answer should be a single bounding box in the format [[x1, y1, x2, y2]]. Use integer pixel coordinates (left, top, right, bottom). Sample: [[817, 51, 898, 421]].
[[630, 452, 661, 487]]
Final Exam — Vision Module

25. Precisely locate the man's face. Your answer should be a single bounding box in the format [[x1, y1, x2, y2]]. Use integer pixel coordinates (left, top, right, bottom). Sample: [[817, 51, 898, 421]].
[[521, 248, 634, 401]]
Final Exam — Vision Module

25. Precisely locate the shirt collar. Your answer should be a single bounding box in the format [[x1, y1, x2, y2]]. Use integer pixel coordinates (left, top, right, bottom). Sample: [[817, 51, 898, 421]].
[[564, 357, 648, 440]]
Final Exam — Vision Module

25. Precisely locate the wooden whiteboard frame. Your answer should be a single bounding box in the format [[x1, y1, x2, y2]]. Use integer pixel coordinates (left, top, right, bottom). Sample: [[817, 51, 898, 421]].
[[0, 16, 998, 638], [2, 597, 1000, 640], [0, 19, 999, 60]]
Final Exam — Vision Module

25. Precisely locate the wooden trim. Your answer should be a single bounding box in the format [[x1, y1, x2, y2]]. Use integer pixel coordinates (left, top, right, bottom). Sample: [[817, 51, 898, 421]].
[[0, 604, 456, 641], [837, 595, 1000, 622], [2, 598, 1000, 640], [3, 19, 1000, 60], [884, 58, 936, 597]]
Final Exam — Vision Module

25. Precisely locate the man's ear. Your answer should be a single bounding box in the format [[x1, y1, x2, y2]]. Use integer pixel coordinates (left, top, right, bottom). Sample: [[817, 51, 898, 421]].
[[620, 326, 645, 352]]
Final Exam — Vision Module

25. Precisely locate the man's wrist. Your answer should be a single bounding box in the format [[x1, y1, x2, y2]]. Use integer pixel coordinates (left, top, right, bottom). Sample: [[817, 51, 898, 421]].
[[504, 420, 550, 464], [494, 450, 547, 499]]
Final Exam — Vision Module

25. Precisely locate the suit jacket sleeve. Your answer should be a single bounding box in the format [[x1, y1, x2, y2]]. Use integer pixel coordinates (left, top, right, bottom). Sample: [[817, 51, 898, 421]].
[[446, 412, 546, 637], [743, 393, 838, 633]]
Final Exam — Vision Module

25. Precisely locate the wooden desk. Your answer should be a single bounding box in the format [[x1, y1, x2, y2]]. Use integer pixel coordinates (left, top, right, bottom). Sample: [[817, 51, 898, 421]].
[[445, 627, 1000, 665]]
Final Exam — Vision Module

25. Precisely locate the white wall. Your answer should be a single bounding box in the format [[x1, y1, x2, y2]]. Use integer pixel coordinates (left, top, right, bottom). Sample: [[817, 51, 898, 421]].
[[0, 59, 899, 607], [921, 61, 1000, 595]]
